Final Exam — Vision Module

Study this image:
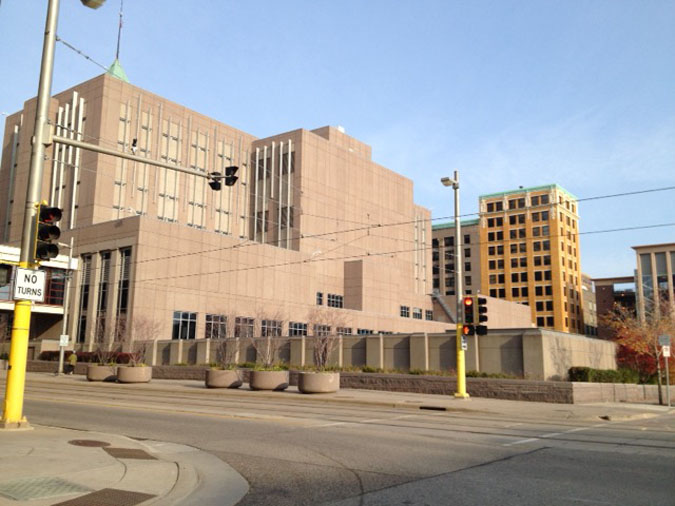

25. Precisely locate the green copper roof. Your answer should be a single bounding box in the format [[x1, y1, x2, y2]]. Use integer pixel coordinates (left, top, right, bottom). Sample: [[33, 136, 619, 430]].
[[432, 218, 479, 230], [479, 184, 577, 201], [107, 59, 129, 83]]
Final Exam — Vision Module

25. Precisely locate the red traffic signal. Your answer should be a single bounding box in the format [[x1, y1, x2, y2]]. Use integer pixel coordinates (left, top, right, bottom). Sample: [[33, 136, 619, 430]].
[[35, 204, 62, 261]]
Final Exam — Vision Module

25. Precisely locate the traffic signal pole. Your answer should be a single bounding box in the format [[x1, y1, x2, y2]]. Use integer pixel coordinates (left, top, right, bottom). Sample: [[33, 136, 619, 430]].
[[2, 0, 60, 429], [452, 171, 469, 399]]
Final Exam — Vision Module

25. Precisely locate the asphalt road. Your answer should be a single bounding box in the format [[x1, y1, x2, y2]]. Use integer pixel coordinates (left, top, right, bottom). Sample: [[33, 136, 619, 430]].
[[19, 378, 675, 506]]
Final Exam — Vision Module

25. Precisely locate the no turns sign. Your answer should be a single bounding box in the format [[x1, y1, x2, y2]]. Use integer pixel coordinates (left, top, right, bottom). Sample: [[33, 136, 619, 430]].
[[13, 268, 46, 302]]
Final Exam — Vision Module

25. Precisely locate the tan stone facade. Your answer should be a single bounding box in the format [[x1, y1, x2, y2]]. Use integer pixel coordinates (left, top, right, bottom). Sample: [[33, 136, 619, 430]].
[[479, 185, 584, 333], [0, 74, 446, 346]]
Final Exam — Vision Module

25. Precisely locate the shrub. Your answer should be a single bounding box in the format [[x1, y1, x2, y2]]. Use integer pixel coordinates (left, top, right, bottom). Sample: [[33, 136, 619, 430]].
[[361, 366, 383, 373], [569, 366, 640, 384]]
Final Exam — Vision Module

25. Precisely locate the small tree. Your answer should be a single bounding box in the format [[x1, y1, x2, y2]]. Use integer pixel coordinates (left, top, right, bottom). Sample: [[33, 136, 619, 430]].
[[93, 318, 116, 364], [603, 300, 675, 404], [306, 307, 346, 371], [124, 316, 161, 366], [249, 308, 286, 369]]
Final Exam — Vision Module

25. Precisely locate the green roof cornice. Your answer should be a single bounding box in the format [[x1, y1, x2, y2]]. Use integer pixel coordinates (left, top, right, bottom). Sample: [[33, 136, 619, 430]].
[[479, 184, 577, 201], [432, 218, 479, 230]]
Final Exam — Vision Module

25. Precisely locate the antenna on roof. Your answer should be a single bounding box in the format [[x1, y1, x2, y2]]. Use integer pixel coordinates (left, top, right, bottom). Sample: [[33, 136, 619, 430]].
[[115, 0, 124, 60]]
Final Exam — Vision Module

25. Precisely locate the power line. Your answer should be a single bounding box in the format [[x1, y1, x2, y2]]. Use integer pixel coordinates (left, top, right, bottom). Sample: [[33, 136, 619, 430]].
[[134, 221, 675, 285]]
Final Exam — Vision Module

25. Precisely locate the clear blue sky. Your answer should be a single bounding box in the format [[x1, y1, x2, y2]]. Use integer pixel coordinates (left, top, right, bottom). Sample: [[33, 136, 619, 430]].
[[1, 1, 673, 279]]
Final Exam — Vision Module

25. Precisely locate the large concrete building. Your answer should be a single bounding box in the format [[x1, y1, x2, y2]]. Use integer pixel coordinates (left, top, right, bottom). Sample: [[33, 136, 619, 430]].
[[0, 73, 447, 348], [633, 243, 675, 319], [478, 185, 584, 334]]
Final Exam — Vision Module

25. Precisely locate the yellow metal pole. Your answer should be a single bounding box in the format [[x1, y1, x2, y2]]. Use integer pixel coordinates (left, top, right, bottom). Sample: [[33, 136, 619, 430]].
[[2, 286, 32, 428], [455, 323, 469, 398]]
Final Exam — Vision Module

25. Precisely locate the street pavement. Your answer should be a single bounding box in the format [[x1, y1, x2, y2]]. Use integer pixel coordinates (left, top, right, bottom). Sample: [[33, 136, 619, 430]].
[[1, 371, 674, 505]]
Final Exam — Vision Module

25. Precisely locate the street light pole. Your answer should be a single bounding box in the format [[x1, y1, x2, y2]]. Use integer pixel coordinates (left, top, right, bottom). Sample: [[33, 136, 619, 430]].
[[57, 237, 75, 375], [2, 0, 61, 429], [441, 171, 469, 399]]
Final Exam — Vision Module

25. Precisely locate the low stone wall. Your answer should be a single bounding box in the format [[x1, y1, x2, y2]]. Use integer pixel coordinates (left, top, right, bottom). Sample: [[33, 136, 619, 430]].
[[25, 361, 669, 404]]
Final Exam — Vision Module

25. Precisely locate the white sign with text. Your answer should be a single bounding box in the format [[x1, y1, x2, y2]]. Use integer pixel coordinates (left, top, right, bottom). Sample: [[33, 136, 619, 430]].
[[13, 268, 46, 302]]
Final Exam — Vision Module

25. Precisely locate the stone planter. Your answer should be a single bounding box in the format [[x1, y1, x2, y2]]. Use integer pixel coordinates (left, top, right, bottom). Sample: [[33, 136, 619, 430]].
[[86, 364, 117, 382], [298, 371, 340, 394], [117, 365, 152, 383], [205, 368, 243, 388], [249, 370, 289, 391]]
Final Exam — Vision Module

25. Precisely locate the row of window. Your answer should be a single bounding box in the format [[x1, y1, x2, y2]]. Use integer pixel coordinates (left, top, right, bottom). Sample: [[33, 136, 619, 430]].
[[400, 306, 434, 321], [316, 292, 344, 308], [432, 248, 471, 261], [179, 312, 384, 339], [431, 234, 472, 248], [490, 284, 554, 299], [485, 194, 551, 213]]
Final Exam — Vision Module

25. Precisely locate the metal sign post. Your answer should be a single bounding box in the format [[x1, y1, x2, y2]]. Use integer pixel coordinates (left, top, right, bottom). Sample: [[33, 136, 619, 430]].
[[659, 335, 671, 408]]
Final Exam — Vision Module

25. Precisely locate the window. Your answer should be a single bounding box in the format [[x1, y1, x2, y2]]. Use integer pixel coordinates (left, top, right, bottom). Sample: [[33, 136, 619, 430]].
[[536, 301, 544, 311], [541, 211, 549, 221], [520, 257, 527, 267], [489, 274, 497, 284], [336, 327, 352, 335], [511, 258, 518, 268], [537, 317, 545, 327], [316, 292, 323, 305], [489, 260, 496, 269], [531, 196, 540, 206], [432, 238, 439, 249], [314, 325, 331, 336], [262, 319, 282, 336], [534, 256, 542, 266], [464, 262, 471, 272], [412, 308, 423, 320], [464, 248, 471, 258], [545, 285, 552, 295], [357, 328, 374, 335], [444, 236, 454, 247], [532, 212, 540, 222], [521, 287, 528, 297], [465, 275, 472, 286], [533, 227, 540, 237], [235, 317, 255, 337], [432, 251, 439, 262], [464, 234, 470, 244], [444, 250, 454, 260], [289, 322, 308, 336], [327, 294, 344, 308], [512, 273, 519, 283], [400, 305, 410, 318], [487, 202, 494, 212], [77, 254, 92, 343], [546, 316, 554, 327], [535, 286, 543, 296], [205, 314, 227, 339], [446, 276, 455, 287], [512, 287, 520, 297], [425, 310, 433, 321], [117, 248, 131, 319], [173, 311, 197, 340], [546, 301, 553, 311], [541, 195, 549, 205]]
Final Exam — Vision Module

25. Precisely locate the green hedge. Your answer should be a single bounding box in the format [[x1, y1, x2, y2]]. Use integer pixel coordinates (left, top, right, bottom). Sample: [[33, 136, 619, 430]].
[[569, 366, 639, 384]]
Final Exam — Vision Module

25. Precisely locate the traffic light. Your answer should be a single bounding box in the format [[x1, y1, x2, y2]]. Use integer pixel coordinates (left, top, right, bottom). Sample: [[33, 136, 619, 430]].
[[208, 172, 222, 191], [476, 296, 488, 335], [208, 166, 239, 191], [462, 296, 475, 335], [35, 204, 62, 261], [0, 264, 11, 286], [224, 165, 239, 186]]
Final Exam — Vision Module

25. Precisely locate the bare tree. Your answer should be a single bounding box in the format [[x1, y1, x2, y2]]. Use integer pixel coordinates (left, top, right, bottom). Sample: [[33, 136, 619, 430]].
[[603, 299, 675, 404], [93, 318, 115, 364], [306, 307, 347, 370], [124, 315, 162, 366], [249, 307, 287, 369]]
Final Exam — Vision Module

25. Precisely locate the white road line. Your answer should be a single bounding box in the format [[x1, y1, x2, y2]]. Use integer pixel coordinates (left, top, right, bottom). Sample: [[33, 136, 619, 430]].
[[311, 413, 418, 429], [504, 422, 608, 447]]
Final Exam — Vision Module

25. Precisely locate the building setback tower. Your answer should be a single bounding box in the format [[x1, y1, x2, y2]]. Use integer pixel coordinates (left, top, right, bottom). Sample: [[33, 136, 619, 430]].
[[479, 185, 584, 333]]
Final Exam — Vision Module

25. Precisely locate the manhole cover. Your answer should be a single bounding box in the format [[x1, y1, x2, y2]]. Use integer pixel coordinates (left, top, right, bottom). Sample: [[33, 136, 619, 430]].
[[68, 439, 111, 448], [103, 447, 157, 460], [53, 487, 156, 506], [0, 477, 91, 501]]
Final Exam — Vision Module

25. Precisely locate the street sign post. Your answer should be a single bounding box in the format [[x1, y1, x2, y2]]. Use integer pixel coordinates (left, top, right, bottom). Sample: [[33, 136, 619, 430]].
[[659, 335, 672, 408], [13, 268, 46, 303]]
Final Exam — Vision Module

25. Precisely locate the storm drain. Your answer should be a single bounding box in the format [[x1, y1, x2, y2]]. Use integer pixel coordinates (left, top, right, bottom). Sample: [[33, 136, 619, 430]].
[[68, 439, 111, 448], [0, 476, 91, 501], [103, 447, 157, 460], [52, 488, 156, 506]]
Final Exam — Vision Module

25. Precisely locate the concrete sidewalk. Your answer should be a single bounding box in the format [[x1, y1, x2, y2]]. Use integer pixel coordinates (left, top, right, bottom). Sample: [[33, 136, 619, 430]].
[[0, 424, 248, 506]]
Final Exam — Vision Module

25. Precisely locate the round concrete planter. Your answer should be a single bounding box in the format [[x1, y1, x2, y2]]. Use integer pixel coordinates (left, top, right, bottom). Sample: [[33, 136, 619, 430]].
[[86, 364, 117, 382], [249, 370, 289, 391], [298, 371, 340, 394], [205, 368, 243, 389], [117, 365, 152, 383]]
